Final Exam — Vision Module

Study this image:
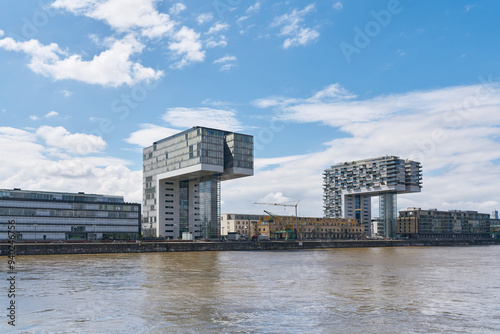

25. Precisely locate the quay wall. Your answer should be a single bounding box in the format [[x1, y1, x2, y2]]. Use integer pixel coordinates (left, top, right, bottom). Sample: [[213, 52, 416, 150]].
[[1, 239, 499, 256]]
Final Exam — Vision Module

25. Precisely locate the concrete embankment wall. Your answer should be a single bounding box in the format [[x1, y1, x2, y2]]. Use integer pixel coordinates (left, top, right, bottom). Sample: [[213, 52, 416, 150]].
[[1, 239, 499, 256]]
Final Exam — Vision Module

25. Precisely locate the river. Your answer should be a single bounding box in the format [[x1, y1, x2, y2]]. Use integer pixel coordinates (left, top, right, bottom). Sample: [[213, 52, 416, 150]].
[[3, 246, 500, 333]]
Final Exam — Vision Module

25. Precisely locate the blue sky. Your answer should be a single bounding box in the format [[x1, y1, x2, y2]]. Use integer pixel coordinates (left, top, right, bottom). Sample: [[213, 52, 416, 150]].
[[1, 0, 500, 217]]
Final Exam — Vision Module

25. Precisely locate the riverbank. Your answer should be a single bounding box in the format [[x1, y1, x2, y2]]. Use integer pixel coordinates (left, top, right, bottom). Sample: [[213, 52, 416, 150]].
[[1, 239, 499, 256]]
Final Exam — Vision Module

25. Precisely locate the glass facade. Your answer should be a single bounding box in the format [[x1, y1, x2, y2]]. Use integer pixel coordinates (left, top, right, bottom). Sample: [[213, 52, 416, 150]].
[[142, 127, 253, 239], [199, 176, 221, 239], [0, 189, 140, 241], [380, 192, 397, 238]]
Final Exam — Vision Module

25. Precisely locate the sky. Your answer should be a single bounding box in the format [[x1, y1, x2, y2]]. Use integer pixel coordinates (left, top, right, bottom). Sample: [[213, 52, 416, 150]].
[[1, 0, 500, 218]]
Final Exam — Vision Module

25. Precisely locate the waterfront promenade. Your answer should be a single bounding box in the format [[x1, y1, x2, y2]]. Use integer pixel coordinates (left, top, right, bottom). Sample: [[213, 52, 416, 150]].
[[1, 239, 498, 256]]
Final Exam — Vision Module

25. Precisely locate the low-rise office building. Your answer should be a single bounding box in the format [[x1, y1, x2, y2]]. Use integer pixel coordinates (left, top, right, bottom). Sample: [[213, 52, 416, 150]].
[[397, 207, 490, 239], [0, 189, 140, 241]]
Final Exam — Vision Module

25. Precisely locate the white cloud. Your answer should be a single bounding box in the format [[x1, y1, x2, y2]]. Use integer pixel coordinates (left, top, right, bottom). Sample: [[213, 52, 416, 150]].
[[59, 89, 73, 97], [169, 26, 205, 69], [271, 4, 319, 49], [246, 1, 263, 14], [205, 38, 227, 48], [52, 0, 206, 69], [52, 0, 176, 38], [0, 30, 4, 36], [213, 54, 237, 71], [207, 23, 229, 35], [169, 3, 186, 16], [197, 12, 214, 25], [213, 55, 236, 64], [0, 34, 163, 87], [332, 1, 343, 10], [36, 125, 106, 155], [30, 115, 39, 121], [126, 124, 180, 147], [162, 107, 242, 131], [0, 126, 141, 203], [464, 3, 476, 12], [44, 111, 59, 118], [244, 82, 500, 216]]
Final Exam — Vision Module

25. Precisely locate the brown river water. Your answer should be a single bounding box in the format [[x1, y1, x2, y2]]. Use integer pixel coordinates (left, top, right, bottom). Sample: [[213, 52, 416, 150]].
[[3, 246, 500, 333]]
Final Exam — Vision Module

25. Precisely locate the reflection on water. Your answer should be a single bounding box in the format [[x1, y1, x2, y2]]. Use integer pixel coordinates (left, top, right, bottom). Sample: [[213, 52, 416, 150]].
[[3, 246, 500, 333]]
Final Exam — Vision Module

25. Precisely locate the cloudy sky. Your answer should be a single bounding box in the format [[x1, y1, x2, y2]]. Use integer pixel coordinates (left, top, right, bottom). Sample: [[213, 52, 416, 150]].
[[1, 0, 499, 217]]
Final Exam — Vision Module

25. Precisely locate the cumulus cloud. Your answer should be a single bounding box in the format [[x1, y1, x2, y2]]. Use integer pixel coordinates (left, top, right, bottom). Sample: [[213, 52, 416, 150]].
[[169, 3, 186, 16], [0, 34, 163, 87], [207, 23, 229, 35], [52, 0, 175, 38], [271, 4, 319, 49], [0, 126, 141, 203], [126, 124, 180, 147], [44, 111, 59, 118], [243, 82, 500, 216], [197, 12, 214, 25], [169, 26, 205, 68], [162, 107, 242, 131], [52, 0, 206, 69], [36, 125, 106, 154]]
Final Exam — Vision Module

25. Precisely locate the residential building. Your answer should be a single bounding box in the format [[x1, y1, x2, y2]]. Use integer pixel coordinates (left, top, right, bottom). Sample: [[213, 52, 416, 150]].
[[0, 188, 140, 241], [397, 208, 491, 239], [143, 127, 254, 239], [323, 156, 422, 238], [220, 214, 261, 238], [221, 213, 365, 240]]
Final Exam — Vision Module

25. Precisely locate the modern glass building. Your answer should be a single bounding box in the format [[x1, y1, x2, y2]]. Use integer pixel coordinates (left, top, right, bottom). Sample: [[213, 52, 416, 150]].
[[323, 156, 422, 238], [0, 189, 141, 241], [142, 126, 254, 239]]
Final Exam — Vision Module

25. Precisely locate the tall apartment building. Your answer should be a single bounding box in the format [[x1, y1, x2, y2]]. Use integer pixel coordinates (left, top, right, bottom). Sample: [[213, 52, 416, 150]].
[[143, 127, 254, 239], [323, 156, 422, 238], [0, 188, 140, 241], [397, 208, 491, 239], [492, 210, 499, 220]]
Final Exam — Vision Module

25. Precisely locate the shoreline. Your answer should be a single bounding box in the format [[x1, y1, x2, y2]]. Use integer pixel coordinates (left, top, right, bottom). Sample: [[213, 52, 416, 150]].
[[1, 239, 499, 256]]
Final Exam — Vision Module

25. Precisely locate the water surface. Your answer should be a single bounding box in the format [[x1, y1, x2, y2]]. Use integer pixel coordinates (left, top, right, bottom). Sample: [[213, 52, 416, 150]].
[[3, 246, 500, 333]]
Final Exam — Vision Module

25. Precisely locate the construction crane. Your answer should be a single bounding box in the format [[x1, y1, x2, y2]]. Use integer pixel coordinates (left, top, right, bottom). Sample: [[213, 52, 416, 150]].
[[263, 210, 294, 241], [253, 201, 300, 240]]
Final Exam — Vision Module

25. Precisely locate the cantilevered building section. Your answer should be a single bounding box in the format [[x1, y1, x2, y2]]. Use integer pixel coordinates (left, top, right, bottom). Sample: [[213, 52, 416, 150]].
[[323, 156, 422, 238], [142, 126, 254, 239]]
